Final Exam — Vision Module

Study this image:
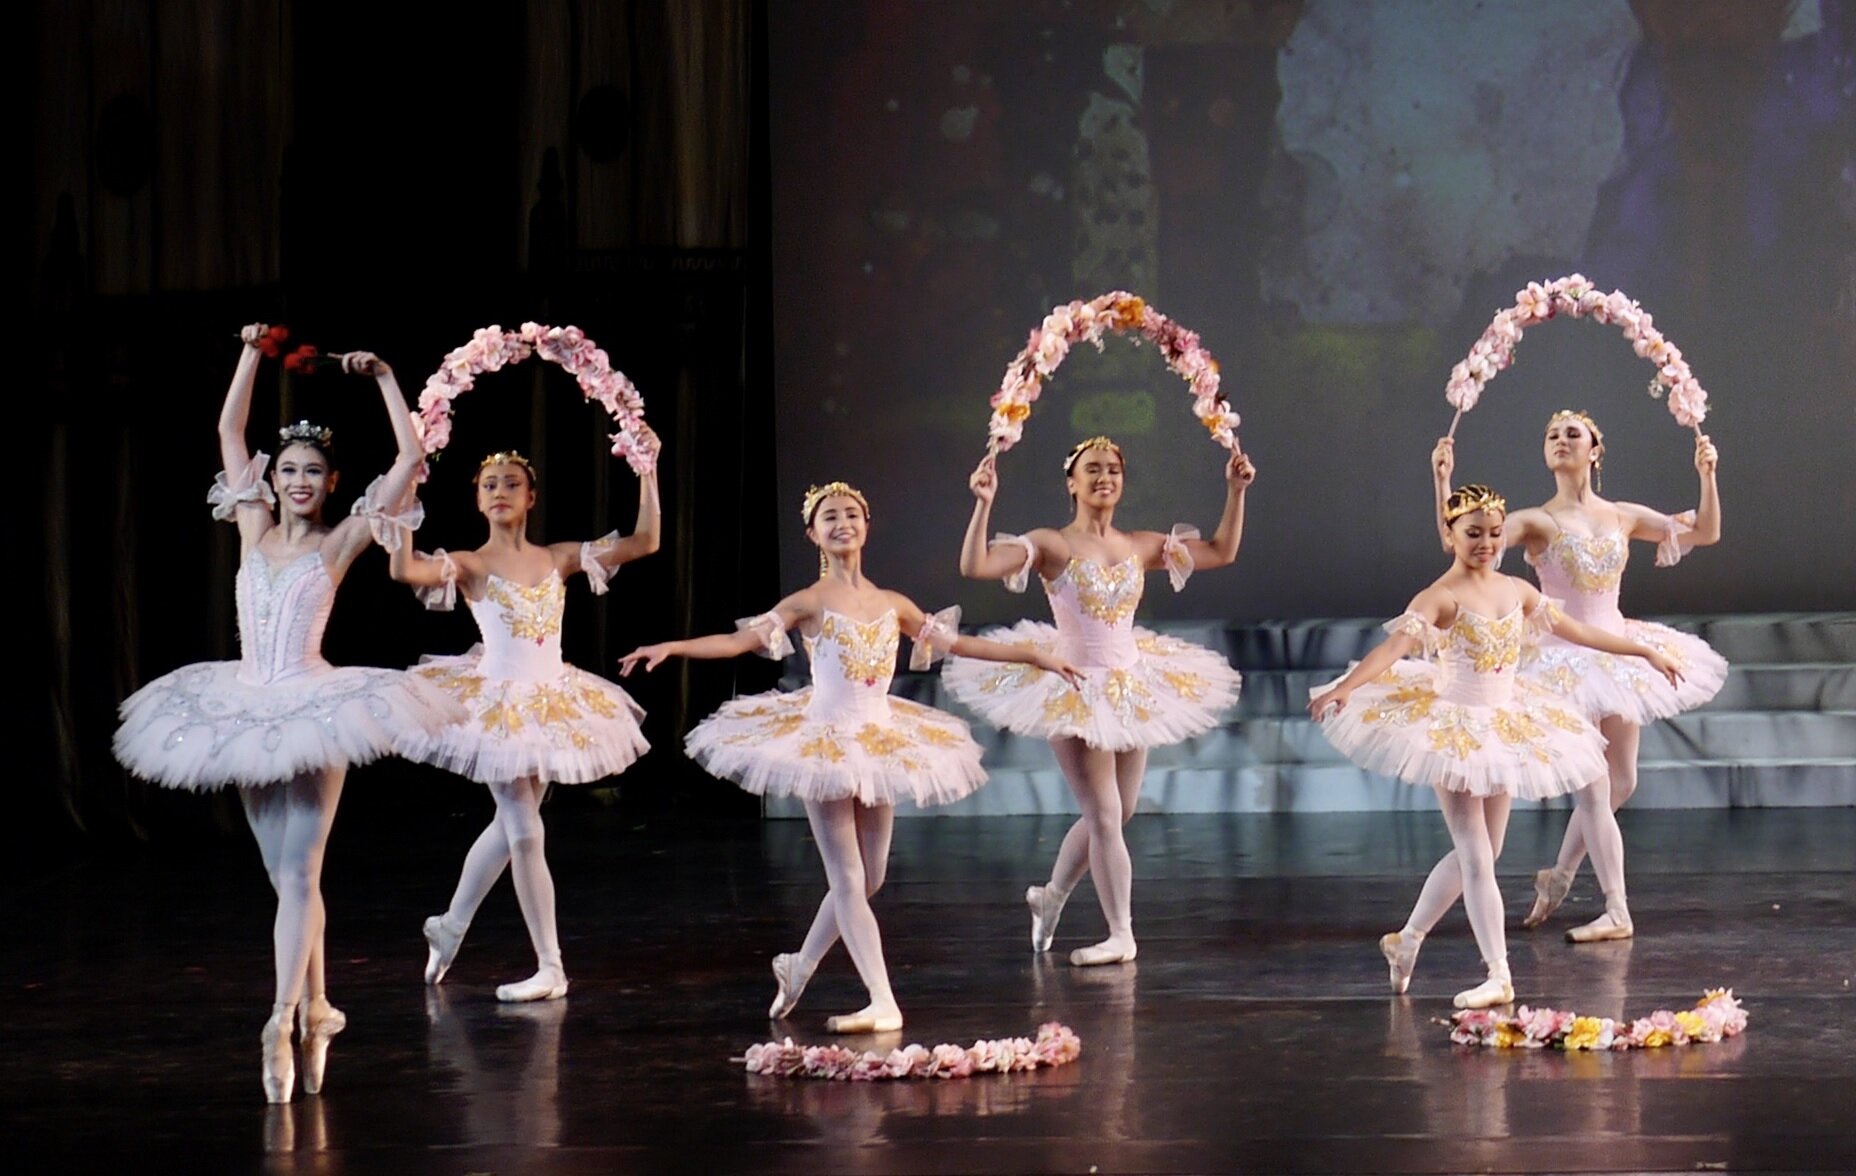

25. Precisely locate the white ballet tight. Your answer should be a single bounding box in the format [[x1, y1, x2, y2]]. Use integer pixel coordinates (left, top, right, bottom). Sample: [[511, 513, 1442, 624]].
[[1406, 776, 1631, 962], [1044, 740, 1147, 955], [435, 777, 563, 976], [241, 768, 345, 1008], [800, 797, 898, 1019], [1404, 789, 1512, 971], [1549, 717, 1640, 882]]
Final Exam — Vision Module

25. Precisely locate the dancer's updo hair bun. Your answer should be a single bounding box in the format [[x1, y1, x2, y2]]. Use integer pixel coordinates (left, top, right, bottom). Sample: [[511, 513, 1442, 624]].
[[1444, 484, 1507, 524]]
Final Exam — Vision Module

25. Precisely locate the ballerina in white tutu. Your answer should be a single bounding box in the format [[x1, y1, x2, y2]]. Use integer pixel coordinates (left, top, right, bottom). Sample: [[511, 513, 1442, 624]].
[[945, 437, 1251, 967], [1433, 414, 1724, 940], [619, 482, 1081, 1033], [389, 442, 660, 1003], [112, 326, 453, 1102], [1308, 484, 1684, 1009]]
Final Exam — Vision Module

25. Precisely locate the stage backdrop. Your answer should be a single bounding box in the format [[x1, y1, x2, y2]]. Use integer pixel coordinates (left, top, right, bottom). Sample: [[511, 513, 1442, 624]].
[[769, 0, 1855, 624]]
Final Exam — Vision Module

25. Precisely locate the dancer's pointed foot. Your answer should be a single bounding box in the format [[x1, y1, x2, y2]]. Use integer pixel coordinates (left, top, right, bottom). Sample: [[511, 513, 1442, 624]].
[[1026, 884, 1068, 953], [1522, 867, 1575, 929], [1380, 930, 1423, 995], [1452, 961, 1514, 1010], [261, 1003, 297, 1104], [824, 1003, 903, 1034], [1069, 937, 1137, 967], [296, 996, 346, 1095], [495, 965, 569, 1004], [423, 915, 466, 986], [768, 953, 815, 1020], [1566, 901, 1634, 943]]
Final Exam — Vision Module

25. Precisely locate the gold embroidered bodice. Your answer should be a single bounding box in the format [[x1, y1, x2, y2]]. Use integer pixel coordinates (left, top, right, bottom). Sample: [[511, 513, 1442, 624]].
[[1042, 556, 1145, 669], [802, 609, 900, 724], [467, 571, 568, 680]]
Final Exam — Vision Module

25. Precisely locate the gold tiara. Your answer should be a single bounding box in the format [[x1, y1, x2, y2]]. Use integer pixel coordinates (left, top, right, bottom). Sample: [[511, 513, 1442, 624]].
[[1063, 435, 1123, 473], [478, 450, 535, 474], [279, 420, 333, 447], [1546, 409, 1604, 444], [802, 481, 870, 524], [1444, 484, 1507, 523]]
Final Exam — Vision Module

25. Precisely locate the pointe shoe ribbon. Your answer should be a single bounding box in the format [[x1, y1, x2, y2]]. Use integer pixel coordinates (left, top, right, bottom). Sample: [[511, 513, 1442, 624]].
[[1027, 885, 1067, 954], [1068, 941, 1137, 967], [1522, 868, 1574, 929], [424, 915, 465, 986], [297, 998, 347, 1095], [261, 1003, 297, 1105], [769, 953, 814, 1020], [824, 1010, 904, 1034], [495, 968, 570, 1003]]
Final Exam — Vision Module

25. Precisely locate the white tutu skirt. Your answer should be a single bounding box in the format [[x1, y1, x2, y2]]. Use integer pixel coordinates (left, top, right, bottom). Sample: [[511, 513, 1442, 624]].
[[684, 690, 986, 807], [1522, 622, 1728, 725], [941, 621, 1240, 752], [113, 661, 462, 792], [395, 652, 649, 785], [1312, 661, 1608, 801]]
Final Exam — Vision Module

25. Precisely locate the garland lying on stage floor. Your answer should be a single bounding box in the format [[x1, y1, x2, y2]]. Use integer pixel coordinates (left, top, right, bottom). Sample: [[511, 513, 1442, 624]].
[[737, 1022, 1082, 1080], [1444, 989, 1748, 1050]]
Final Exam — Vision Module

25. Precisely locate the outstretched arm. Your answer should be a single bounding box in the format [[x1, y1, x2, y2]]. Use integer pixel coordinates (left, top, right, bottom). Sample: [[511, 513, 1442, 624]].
[[618, 590, 814, 676], [1546, 607, 1683, 686], [1307, 588, 1444, 717], [890, 593, 1084, 688]]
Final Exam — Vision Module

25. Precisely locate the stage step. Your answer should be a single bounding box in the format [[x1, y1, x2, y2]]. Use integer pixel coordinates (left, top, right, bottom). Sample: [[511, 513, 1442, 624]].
[[763, 612, 1855, 816]]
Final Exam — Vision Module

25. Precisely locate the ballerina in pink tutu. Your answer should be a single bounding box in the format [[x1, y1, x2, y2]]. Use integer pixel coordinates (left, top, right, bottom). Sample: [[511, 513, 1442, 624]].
[[1309, 485, 1684, 1009], [1432, 414, 1725, 940], [112, 327, 456, 1102], [945, 437, 1250, 967], [619, 481, 1081, 1034], [389, 440, 660, 1004]]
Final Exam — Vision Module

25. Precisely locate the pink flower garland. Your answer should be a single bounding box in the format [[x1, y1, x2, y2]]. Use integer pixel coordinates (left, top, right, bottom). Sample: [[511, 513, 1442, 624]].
[[1446, 989, 1748, 1051], [414, 323, 657, 475], [1446, 274, 1709, 434], [989, 292, 1238, 454], [736, 1022, 1082, 1082]]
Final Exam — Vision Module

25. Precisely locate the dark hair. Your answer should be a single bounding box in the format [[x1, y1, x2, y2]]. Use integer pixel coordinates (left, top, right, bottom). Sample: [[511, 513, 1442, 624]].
[[276, 437, 337, 471]]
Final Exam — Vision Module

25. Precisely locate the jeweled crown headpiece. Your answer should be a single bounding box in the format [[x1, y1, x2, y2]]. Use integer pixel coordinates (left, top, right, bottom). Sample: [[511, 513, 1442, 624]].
[[1063, 435, 1124, 474], [279, 420, 334, 448], [1444, 483, 1507, 523], [802, 481, 871, 526], [1546, 409, 1604, 445], [478, 450, 536, 477]]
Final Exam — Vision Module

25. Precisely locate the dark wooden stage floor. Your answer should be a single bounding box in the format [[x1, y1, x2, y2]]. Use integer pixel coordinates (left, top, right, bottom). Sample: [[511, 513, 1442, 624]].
[[6, 803, 1853, 1174]]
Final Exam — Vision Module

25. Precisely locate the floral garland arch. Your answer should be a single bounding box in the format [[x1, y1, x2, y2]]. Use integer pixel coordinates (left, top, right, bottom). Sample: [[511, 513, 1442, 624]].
[[988, 291, 1239, 455], [1446, 989, 1747, 1052], [415, 323, 657, 475], [1445, 274, 1709, 438]]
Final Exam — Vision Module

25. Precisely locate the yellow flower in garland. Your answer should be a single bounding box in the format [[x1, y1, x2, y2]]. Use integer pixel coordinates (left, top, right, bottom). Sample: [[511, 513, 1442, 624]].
[[1674, 1011, 1708, 1042], [1492, 1022, 1528, 1049], [1563, 1017, 1605, 1051]]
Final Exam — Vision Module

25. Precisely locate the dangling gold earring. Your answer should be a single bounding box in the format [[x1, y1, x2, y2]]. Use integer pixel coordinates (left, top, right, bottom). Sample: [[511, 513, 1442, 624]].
[[1593, 457, 1603, 494], [818, 549, 829, 579]]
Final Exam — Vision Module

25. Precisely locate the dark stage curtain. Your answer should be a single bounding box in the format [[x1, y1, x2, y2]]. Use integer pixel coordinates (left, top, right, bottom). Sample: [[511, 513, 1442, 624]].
[[26, 0, 772, 859]]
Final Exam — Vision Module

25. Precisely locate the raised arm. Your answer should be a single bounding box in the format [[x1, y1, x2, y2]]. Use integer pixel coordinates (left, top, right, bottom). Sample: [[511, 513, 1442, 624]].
[[1430, 437, 1454, 552], [557, 433, 664, 585], [215, 324, 275, 550], [617, 590, 815, 676], [959, 455, 1063, 584], [1619, 433, 1720, 551], [326, 353, 426, 573], [1138, 448, 1255, 573]]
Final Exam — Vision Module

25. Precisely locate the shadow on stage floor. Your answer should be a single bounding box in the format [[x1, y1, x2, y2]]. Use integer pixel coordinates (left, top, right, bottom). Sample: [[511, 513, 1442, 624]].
[[5, 802, 1853, 1173]]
